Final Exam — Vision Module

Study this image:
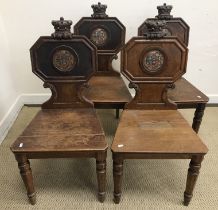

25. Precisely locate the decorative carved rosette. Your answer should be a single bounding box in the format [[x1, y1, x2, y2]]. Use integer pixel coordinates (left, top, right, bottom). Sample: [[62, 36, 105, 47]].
[[141, 50, 165, 74], [52, 48, 77, 72], [51, 17, 73, 39], [156, 3, 173, 20], [91, 2, 108, 18]]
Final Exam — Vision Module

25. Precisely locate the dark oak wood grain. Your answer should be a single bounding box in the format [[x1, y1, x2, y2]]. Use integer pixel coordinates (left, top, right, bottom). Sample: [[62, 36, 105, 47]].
[[111, 110, 207, 154], [111, 21, 208, 205], [85, 76, 132, 107], [74, 3, 129, 118], [137, 3, 208, 132], [10, 18, 107, 205], [138, 3, 189, 46]]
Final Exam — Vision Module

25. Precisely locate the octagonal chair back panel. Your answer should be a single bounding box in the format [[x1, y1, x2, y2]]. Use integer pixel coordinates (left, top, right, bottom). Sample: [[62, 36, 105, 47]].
[[122, 21, 188, 110], [138, 3, 189, 46], [74, 2, 125, 75], [30, 18, 97, 109]]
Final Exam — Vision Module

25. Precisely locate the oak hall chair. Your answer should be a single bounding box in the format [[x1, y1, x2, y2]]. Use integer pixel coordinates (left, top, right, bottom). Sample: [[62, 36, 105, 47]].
[[138, 3, 209, 133], [10, 18, 108, 205], [74, 2, 132, 118], [111, 20, 208, 206]]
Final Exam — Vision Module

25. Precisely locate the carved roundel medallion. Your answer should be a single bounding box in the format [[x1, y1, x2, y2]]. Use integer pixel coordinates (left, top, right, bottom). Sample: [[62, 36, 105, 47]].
[[90, 27, 108, 46], [53, 49, 76, 72], [142, 50, 164, 73]]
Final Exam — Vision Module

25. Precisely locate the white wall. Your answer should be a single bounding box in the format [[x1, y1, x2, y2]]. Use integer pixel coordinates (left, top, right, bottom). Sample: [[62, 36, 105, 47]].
[[0, 16, 19, 127], [0, 0, 218, 140]]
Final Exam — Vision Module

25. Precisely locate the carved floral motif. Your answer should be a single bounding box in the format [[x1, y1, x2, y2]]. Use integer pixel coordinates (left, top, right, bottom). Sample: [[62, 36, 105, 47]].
[[143, 50, 164, 73], [53, 50, 76, 72]]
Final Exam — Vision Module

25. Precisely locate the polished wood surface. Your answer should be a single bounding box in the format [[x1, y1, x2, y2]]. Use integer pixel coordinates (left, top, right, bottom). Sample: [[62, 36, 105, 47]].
[[138, 3, 190, 46], [122, 36, 188, 110], [11, 18, 107, 205], [74, 2, 125, 76], [112, 21, 208, 206], [111, 110, 207, 154], [85, 76, 132, 107], [137, 3, 208, 132], [11, 109, 106, 153], [168, 78, 208, 104], [74, 3, 129, 117]]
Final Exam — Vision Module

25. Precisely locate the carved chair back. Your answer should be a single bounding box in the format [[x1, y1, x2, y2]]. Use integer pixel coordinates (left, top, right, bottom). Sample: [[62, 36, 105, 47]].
[[138, 3, 190, 46], [30, 17, 97, 109], [74, 2, 125, 76], [122, 20, 188, 110]]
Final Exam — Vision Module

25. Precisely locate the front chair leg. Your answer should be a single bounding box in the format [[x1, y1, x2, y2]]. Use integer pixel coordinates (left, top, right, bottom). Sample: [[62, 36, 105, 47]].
[[15, 154, 36, 205], [96, 154, 106, 202], [113, 157, 123, 204], [184, 155, 204, 206]]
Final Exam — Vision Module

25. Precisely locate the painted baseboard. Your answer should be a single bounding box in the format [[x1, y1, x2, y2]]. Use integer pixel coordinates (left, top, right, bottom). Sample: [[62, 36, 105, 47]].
[[0, 94, 50, 144], [0, 93, 217, 145]]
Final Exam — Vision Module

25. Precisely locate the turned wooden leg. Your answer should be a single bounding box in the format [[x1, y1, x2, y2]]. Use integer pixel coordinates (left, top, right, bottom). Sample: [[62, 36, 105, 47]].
[[113, 157, 123, 204], [96, 152, 107, 202], [192, 103, 206, 133], [15, 154, 36, 205], [184, 155, 204, 206], [115, 109, 120, 119]]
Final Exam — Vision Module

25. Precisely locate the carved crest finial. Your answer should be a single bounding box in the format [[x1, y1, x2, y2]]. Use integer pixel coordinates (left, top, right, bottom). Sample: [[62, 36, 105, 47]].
[[143, 20, 167, 39], [156, 3, 173, 20], [91, 2, 108, 18], [51, 17, 73, 39]]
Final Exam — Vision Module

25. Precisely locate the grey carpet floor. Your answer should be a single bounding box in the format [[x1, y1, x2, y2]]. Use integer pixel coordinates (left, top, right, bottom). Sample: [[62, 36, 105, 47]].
[[0, 106, 218, 209]]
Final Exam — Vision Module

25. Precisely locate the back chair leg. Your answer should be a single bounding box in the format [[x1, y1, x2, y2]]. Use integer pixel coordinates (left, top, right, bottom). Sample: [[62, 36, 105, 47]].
[[192, 103, 206, 133], [113, 156, 123, 204], [96, 152, 107, 202], [115, 109, 120, 119], [184, 155, 204, 206], [15, 154, 36, 205]]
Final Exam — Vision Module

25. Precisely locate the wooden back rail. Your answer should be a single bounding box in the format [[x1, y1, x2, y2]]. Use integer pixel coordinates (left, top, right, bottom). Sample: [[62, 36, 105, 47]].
[[138, 3, 189, 46], [74, 2, 125, 76], [122, 20, 188, 109], [30, 17, 97, 109]]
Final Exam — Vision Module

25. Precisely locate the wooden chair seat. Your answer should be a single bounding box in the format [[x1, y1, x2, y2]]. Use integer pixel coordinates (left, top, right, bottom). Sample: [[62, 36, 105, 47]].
[[111, 110, 207, 154], [74, 3, 128, 118], [137, 4, 208, 133], [85, 76, 132, 108], [86, 76, 207, 131], [11, 109, 107, 154], [168, 78, 208, 105], [112, 25, 208, 206], [10, 19, 108, 205]]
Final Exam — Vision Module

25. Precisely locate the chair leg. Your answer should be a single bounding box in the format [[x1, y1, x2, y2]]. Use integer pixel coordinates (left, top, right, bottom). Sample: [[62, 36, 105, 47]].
[[192, 103, 206, 133], [184, 155, 204, 206], [96, 153, 107, 202], [115, 109, 120, 119], [15, 154, 36, 205], [113, 157, 123, 204]]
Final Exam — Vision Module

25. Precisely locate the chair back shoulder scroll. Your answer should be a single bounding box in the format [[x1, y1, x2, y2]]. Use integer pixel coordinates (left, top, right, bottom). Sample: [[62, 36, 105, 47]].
[[30, 17, 97, 109], [74, 2, 125, 76], [122, 20, 188, 110]]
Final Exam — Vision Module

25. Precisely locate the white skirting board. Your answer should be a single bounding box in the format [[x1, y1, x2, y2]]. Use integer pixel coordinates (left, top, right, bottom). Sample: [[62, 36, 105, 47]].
[[0, 93, 217, 145], [0, 94, 50, 144]]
